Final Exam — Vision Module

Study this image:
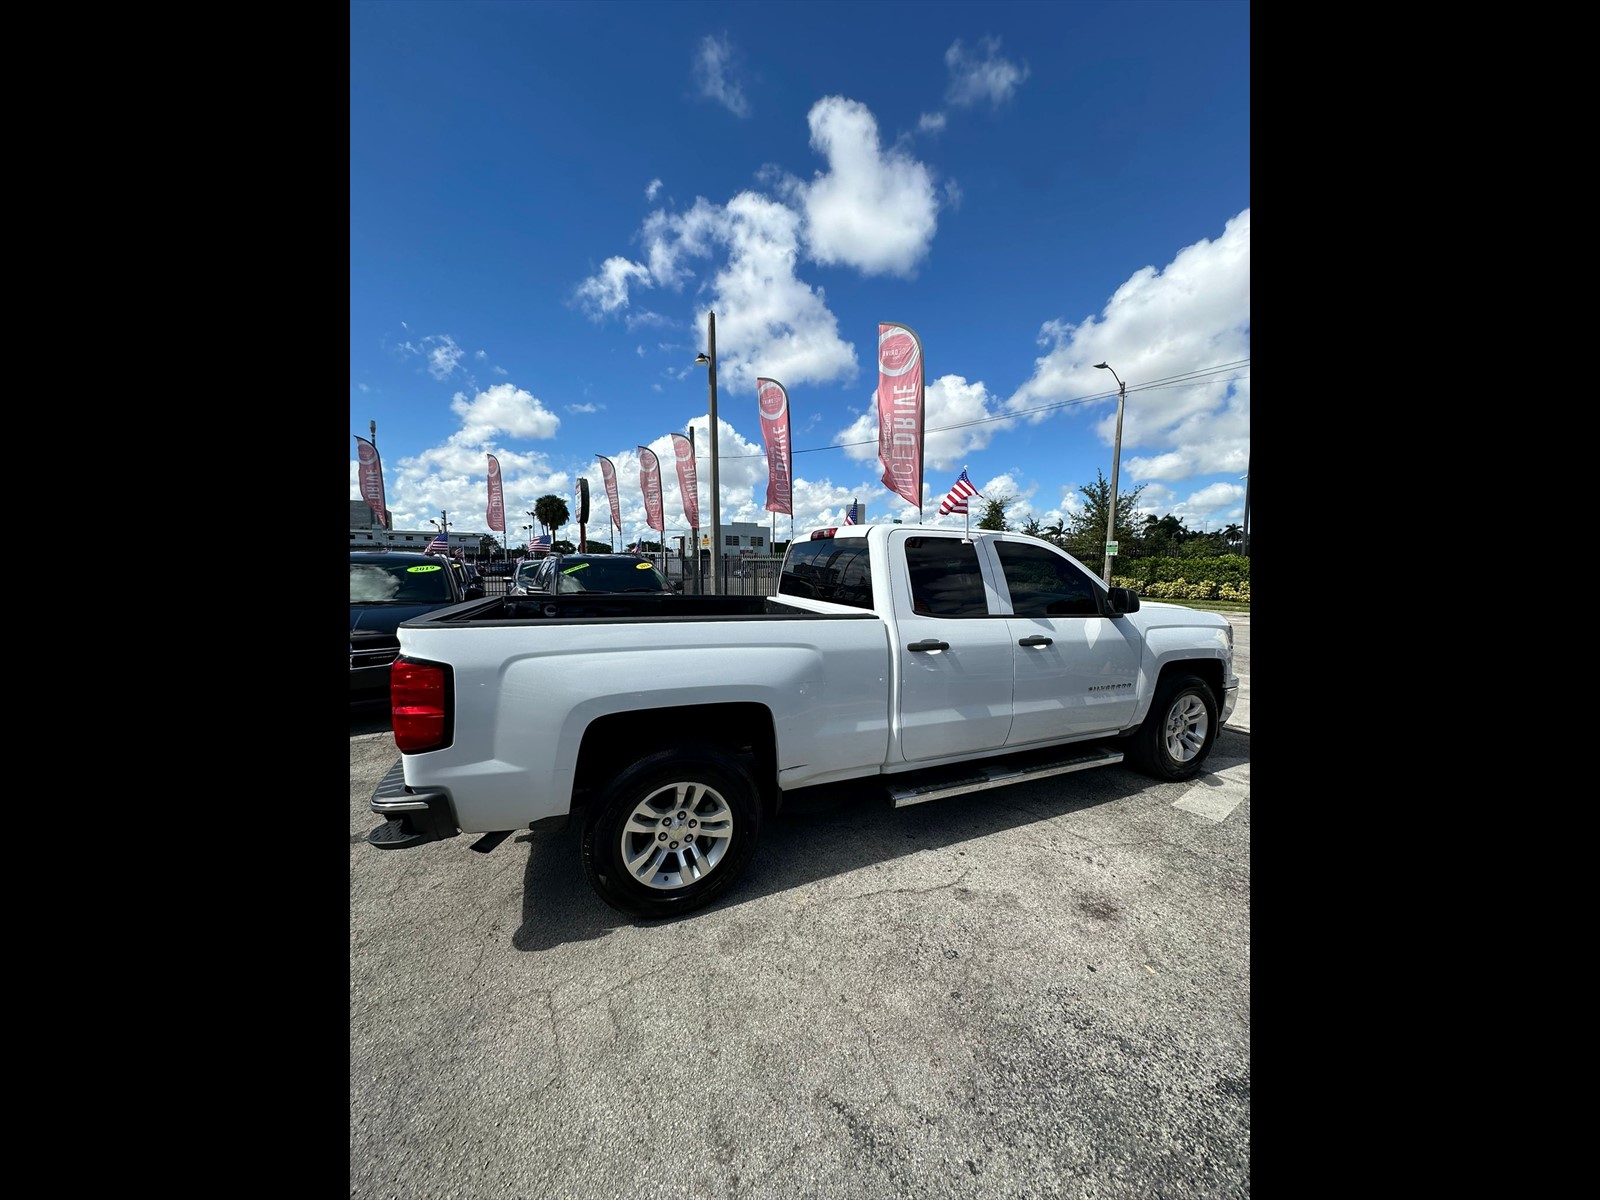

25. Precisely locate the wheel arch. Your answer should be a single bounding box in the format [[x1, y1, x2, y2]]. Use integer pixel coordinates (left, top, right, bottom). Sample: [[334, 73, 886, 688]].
[[1126, 656, 1224, 732], [572, 702, 779, 813]]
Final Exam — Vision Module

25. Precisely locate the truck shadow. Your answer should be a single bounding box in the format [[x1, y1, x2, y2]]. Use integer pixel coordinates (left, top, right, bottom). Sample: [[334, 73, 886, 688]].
[[511, 727, 1249, 951]]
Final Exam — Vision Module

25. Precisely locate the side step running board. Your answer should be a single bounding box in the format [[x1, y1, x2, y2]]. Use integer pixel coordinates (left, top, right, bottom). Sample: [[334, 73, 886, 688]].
[[886, 745, 1124, 808]]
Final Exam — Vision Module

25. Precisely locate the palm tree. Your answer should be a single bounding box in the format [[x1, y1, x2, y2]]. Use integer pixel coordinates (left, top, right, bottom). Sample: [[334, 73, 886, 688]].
[[534, 494, 571, 541], [1223, 523, 1243, 549]]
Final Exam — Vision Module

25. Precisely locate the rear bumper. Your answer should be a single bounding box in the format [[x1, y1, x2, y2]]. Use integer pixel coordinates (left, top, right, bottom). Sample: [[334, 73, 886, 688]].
[[350, 665, 391, 695], [367, 760, 460, 850]]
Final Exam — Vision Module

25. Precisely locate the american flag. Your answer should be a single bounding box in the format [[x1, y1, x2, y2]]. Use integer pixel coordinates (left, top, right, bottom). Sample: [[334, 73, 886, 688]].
[[528, 534, 552, 552], [425, 532, 449, 553], [938, 469, 980, 516], [844, 500, 858, 525]]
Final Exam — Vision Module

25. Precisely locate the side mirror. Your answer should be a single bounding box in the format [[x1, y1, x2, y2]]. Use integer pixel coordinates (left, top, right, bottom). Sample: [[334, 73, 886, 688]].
[[466, 585, 486, 600], [1106, 586, 1140, 614]]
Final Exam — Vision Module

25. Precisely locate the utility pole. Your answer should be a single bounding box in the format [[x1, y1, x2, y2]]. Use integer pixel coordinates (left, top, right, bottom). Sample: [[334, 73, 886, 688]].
[[694, 312, 721, 594]]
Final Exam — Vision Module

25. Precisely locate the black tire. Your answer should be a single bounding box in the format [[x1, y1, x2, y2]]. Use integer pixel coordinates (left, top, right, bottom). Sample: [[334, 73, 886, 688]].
[[580, 743, 762, 919], [1126, 672, 1218, 781]]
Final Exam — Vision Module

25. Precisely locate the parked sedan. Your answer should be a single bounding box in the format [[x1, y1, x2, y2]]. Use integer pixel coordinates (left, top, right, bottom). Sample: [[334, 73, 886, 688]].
[[511, 553, 674, 596], [350, 551, 484, 702]]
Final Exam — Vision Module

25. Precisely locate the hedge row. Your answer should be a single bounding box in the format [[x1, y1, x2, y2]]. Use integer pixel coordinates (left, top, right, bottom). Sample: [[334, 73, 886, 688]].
[[1108, 554, 1251, 601]]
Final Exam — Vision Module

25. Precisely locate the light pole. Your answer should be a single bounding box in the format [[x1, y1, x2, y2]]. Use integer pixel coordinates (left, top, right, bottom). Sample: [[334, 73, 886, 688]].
[[430, 512, 451, 555], [1241, 457, 1250, 556], [1093, 362, 1126, 585], [687, 424, 702, 594], [694, 311, 721, 594]]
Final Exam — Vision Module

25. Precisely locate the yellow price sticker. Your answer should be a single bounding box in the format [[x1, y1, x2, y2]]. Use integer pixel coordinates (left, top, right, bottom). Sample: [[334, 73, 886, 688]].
[[635, 562, 654, 570], [407, 564, 443, 573], [562, 563, 591, 575]]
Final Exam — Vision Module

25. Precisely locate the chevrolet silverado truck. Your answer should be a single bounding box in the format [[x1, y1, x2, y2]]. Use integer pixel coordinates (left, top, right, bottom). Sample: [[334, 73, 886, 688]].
[[366, 524, 1238, 918]]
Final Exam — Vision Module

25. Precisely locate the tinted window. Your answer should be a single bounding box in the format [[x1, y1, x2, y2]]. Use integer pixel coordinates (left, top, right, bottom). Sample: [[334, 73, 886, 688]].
[[904, 537, 988, 617], [350, 560, 454, 603], [779, 540, 876, 610], [994, 541, 1099, 617], [553, 557, 669, 592]]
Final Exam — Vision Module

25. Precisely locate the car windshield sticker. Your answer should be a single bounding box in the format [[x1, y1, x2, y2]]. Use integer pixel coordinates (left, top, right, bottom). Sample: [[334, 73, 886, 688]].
[[562, 563, 591, 574], [407, 564, 443, 572], [635, 562, 654, 570]]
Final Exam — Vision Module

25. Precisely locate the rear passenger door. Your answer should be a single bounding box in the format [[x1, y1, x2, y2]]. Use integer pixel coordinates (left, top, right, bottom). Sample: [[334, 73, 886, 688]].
[[890, 531, 1016, 762]]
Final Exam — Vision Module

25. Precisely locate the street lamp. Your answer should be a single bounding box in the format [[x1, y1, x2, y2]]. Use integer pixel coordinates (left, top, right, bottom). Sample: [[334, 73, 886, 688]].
[[1240, 456, 1250, 556], [1093, 362, 1126, 585], [694, 310, 722, 594], [430, 512, 450, 555]]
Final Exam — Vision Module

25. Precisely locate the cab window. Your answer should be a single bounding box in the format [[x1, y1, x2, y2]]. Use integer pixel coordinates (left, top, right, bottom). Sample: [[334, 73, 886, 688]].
[[778, 540, 876, 610], [994, 541, 1099, 617], [904, 537, 988, 617]]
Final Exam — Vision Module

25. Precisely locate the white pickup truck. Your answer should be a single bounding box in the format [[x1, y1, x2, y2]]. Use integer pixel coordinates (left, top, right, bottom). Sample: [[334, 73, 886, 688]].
[[367, 524, 1239, 917]]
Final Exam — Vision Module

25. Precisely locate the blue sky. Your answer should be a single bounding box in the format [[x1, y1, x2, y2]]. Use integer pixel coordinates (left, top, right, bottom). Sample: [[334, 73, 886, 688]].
[[350, 0, 1249, 550]]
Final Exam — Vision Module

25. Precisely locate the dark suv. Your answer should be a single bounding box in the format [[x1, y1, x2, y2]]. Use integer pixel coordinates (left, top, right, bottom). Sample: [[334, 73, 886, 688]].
[[350, 551, 484, 702], [511, 553, 674, 596]]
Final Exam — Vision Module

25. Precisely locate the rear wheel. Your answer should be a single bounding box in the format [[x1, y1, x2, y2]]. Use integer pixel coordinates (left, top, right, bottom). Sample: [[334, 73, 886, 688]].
[[1127, 672, 1218, 780], [581, 744, 762, 919]]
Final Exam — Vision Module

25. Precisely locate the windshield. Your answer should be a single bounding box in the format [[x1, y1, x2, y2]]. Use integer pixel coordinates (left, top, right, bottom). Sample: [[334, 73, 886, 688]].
[[554, 558, 669, 592], [351, 561, 454, 603]]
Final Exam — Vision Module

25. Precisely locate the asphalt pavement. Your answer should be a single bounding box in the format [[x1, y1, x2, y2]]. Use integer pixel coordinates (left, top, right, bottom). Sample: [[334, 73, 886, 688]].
[[350, 615, 1249, 1198]]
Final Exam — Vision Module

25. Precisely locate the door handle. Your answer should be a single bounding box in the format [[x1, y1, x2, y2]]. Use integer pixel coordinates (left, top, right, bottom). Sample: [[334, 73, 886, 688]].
[[1017, 635, 1053, 648], [907, 639, 950, 652]]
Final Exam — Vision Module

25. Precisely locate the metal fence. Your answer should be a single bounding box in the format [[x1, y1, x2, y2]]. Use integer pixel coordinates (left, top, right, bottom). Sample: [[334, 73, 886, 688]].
[[667, 556, 783, 597]]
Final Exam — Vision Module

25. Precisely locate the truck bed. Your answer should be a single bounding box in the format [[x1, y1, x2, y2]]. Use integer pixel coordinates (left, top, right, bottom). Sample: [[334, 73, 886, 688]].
[[408, 592, 874, 624]]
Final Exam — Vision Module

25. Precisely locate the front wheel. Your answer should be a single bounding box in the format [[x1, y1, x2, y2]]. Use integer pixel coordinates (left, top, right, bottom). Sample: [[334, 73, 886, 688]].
[[1126, 672, 1218, 781], [581, 744, 762, 919]]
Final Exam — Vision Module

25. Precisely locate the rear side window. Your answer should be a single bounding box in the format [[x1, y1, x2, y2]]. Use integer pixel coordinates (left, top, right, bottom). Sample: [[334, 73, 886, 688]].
[[904, 537, 988, 617], [779, 540, 876, 610], [994, 541, 1099, 617]]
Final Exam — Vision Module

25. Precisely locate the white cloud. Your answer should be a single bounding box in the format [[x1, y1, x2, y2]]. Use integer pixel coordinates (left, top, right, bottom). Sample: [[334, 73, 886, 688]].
[[573, 256, 653, 318], [945, 37, 1030, 109], [448, 381, 562, 444], [918, 112, 947, 134], [411, 334, 464, 380], [693, 34, 749, 117], [573, 97, 948, 399], [641, 198, 722, 290], [566, 402, 599, 414], [645, 178, 663, 202], [791, 96, 941, 277], [701, 191, 859, 391], [1005, 209, 1251, 484]]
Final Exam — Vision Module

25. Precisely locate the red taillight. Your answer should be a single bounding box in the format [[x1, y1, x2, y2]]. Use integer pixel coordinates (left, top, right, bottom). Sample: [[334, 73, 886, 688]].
[[810, 527, 837, 539], [391, 657, 451, 753]]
